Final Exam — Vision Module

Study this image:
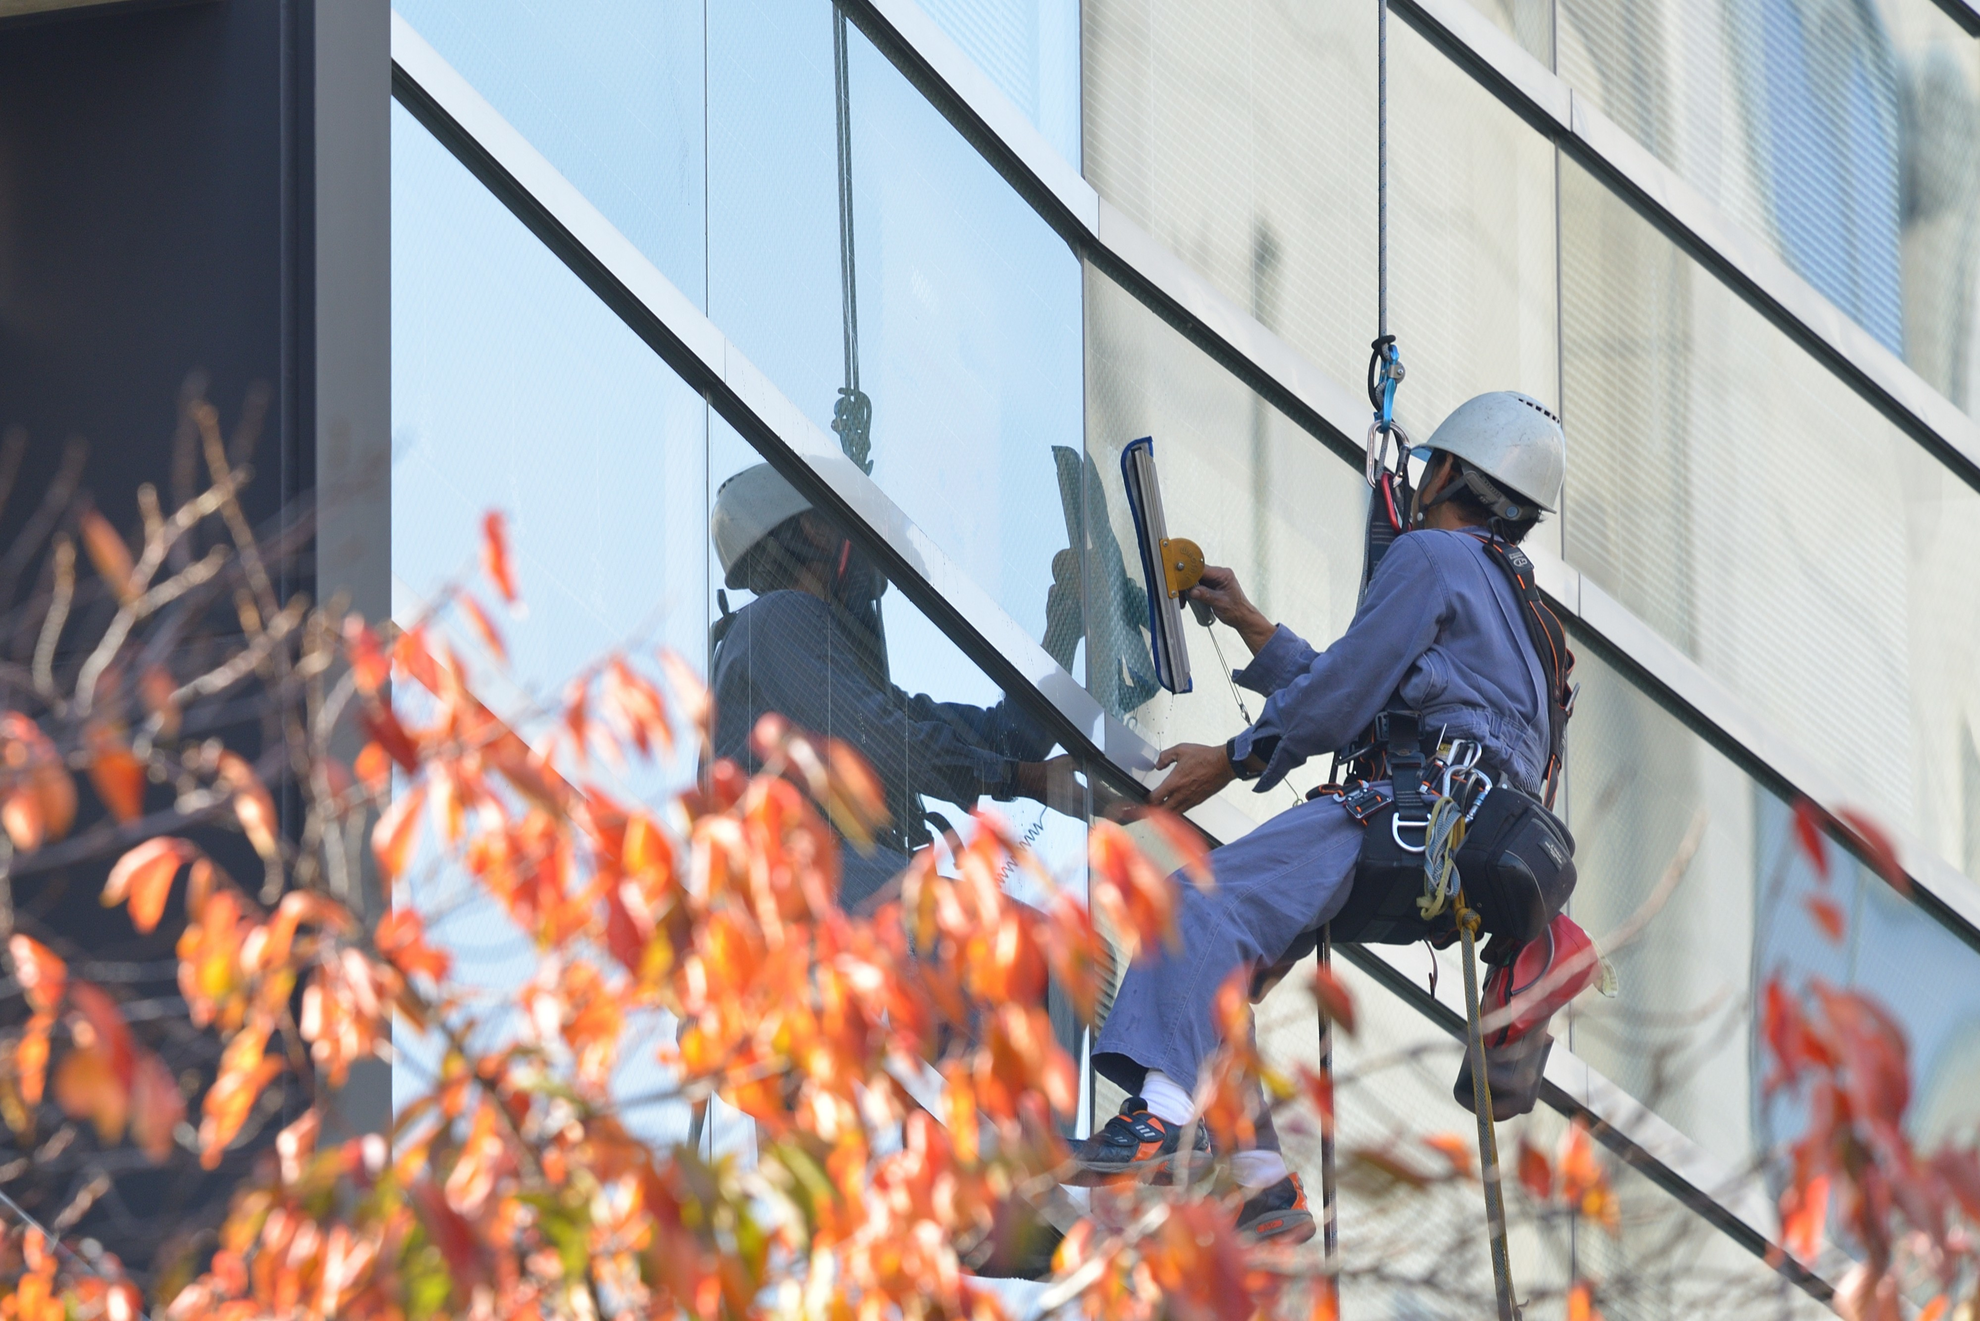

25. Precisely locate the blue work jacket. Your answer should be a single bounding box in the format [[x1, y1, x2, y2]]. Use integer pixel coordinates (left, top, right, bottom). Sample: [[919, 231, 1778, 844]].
[[1226, 528, 1551, 797]]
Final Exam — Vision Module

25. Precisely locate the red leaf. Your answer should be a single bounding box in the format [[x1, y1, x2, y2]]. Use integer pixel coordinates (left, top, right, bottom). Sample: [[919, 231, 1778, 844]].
[[129, 1049, 185, 1162], [16, 1011, 53, 1107], [343, 617, 391, 696], [102, 837, 197, 934], [1310, 963, 1357, 1036], [1835, 808, 1909, 895], [359, 706, 422, 773], [1805, 895, 1846, 943], [86, 729, 148, 824], [1517, 1135, 1553, 1200], [481, 510, 519, 605], [1422, 1131, 1475, 1179], [1792, 798, 1830, 881]]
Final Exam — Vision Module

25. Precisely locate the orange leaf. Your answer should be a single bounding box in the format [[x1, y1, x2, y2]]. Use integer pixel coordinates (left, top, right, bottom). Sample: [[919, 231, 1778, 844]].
[[656, 649, 712, 740], [1310, 963, 1357, 1035], [1917, 1298, 1950, 1321], [359, 706, 422, 773], [354, 740, 392, 796], [86, 730, 147, 824], [129, 1049, 185, 1162], [199, 1025, 283, 1168], [16, 1010, 54, 1107], [456, 591, 507, 664], [2, 788, 43, 853], [1782, 1172, 1830, 1262], [216, 752, 279, 861], [482, 510, 519, 605], [79, 509, 136, 602], [376, 908, 451, 983], [1422, 1131, 1475, 1179], [102, 837, 197, 934], [1308, 1278, 1338, 1321], [1566, 1280, 1602, 1321], [372, 783, 428, 883], [1137, 807, 1215, 889], [54, 1041, 128, 1144], [139, 665, 181, 738], [10, 936, 67, 1014], [1805, 895, 1846, 943]]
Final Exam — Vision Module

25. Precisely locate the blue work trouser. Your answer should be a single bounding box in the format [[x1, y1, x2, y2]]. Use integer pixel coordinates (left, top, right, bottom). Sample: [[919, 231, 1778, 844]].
[[1091, 792, 1366, 1152]]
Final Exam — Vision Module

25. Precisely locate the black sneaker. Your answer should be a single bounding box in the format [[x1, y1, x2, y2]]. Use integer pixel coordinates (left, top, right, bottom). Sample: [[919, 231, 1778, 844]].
[[1064, 1095, 1214, 1186], [1236, 1173, 1316, 1246]]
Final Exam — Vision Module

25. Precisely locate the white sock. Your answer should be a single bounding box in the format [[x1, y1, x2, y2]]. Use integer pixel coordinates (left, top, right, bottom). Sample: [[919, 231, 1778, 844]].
[[1230, 1149, 1290, 1191], [1139, 1070, 1194, 1125]]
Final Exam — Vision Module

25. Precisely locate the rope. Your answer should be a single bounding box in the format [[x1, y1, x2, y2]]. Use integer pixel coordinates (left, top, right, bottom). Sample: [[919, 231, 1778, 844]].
[[831, 5, 874, 475], [1378, 0, 1389, 344]]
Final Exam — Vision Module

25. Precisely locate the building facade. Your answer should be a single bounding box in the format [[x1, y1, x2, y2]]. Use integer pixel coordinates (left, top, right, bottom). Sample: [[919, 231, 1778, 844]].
[[8, 0, 1980, 1311]]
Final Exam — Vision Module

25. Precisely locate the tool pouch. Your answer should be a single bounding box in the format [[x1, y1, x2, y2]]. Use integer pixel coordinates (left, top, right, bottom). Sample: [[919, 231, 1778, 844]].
[[1452, 784, 1578, 946], [1453, 1029, 1553, 1120], [1329, 714, 1579, 947]]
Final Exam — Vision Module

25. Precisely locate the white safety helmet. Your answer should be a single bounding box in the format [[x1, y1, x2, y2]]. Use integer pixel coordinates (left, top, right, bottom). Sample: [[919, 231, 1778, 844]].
[[712, 463, 814, 589], [1421, 391, 1565, 513]]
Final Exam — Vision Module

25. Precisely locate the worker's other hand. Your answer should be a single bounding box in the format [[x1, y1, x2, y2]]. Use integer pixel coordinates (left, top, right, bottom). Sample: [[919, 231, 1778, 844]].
[[1014, 754, 1087, 818], [1187, 567, 1276, 655], [1141, 742, 1235, 817]]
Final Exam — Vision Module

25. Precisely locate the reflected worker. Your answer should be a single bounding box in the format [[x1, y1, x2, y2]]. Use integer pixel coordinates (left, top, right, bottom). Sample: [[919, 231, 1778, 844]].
[[1067, 393, 1569, 1246], [708, 463, 1080, 909]]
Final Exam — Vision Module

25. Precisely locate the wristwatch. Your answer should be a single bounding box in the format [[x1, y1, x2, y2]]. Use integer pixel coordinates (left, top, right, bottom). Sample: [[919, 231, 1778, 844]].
[[1225, 736, 1272, 782]]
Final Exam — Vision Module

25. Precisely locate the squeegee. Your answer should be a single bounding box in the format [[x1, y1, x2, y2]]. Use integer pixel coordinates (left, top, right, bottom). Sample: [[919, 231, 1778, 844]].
[[1121, 437, 1209, 695]]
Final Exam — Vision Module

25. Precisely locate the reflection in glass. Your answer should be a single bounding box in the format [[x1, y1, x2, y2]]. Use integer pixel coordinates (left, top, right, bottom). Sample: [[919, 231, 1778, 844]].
[[1084, 267, 1367, 823], [1563, 643, 1980, 1177], [918, 0, 1083, 166], [1560, 154, 1980, 884], [705, 455, 1082, 909], [1559, 0, 1980, 409], [708, 0, 1084, 656], [394, 0, 707, 308]]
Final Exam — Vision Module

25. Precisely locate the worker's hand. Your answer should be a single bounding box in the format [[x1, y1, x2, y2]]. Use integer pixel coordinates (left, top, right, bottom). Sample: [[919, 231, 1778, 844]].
[[1187, 567, 1276, 656], [1141, 742, 1236, 816], [1014, 754, 1087, 818]]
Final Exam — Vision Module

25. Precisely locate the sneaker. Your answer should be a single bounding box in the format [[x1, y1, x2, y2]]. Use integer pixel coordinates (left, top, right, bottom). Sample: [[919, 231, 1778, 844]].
[[1064, 1095, 1214, 1186], [1236, 1173, 1316, 1246]]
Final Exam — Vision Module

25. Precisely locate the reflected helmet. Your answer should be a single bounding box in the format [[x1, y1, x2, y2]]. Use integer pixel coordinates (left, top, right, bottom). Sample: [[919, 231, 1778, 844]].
[[1422, 392, 1566, 513], [712, 464, 812, 589]]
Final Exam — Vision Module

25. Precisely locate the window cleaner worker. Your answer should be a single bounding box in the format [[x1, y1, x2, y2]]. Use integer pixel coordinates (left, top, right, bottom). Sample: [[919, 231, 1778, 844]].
[[708, 463, 1084, 911], [1069, 392, 1568, 1246]]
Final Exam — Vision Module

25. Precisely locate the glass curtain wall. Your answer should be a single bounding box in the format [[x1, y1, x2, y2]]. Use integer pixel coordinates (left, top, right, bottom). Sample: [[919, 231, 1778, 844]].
[[1558, 0, 1980, 414], [391, 96, 1094, 1121], [1559, 153, 1980, 887]]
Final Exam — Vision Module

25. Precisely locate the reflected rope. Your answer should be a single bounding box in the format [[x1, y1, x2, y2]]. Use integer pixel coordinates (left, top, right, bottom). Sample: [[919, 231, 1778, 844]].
[[832, 5, 874, 474]]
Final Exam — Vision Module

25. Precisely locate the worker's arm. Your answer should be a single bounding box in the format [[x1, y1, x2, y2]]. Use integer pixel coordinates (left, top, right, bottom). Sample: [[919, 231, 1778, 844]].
[[1226, 536, 1451, 791]]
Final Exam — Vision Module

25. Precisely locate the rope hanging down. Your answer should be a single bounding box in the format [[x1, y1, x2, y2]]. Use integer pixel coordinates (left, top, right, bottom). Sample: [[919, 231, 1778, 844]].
[[832, 5, 874, 475]]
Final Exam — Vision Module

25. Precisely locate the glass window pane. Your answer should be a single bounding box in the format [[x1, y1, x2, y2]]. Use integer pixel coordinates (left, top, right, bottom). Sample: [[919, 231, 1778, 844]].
[[1083, 266, 1366, 823], [1564, 641, 1980, 1176], [918, 0, 1082, 166], [1560, 153, 1980, 885], [1081, 4, 1559, 453], [392, 104, 1095, 1126], [394, 0, 707, 308], [1560, 0, 1980, 414], [708, 0, 1085, 660]]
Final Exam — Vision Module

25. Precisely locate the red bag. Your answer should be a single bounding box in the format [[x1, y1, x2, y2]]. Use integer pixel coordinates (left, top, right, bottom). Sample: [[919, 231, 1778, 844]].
[[1480, 914, 1603, 1048]]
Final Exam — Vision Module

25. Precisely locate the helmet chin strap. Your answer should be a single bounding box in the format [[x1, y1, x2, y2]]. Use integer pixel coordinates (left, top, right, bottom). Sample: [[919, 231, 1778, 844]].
[[1417, 457, 1528, 525]]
